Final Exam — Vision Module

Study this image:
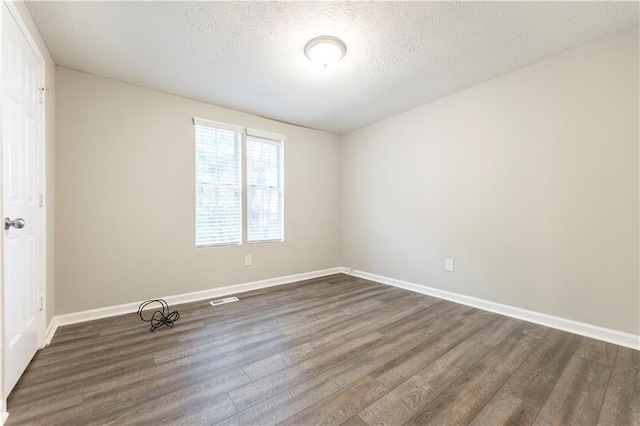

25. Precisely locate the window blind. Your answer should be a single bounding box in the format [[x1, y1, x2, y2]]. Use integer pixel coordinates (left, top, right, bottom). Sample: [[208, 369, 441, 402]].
[[195, 124, 242, 247], [247, 135, 284, 243]]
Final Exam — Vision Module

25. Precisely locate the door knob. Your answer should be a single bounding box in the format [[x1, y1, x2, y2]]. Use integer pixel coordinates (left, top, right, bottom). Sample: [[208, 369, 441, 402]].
[[4, 217, 25, 230]]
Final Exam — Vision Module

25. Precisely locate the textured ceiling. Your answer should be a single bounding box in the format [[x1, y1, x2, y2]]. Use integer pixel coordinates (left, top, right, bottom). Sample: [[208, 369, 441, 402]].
[[27, 1, 639, 135]]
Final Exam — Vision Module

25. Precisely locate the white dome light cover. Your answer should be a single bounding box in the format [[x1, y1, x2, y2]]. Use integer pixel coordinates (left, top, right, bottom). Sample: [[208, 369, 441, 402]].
[[304, 36, 347, 67]]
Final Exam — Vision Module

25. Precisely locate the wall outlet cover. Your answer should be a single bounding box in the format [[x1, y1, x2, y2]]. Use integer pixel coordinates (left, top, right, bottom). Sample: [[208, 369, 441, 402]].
[[445, 259, 454, 272]]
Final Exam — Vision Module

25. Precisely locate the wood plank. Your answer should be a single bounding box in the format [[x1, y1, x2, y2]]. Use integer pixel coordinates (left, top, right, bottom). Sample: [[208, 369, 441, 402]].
[[339, 415, 370, 426], [5, 388, 84, 424], [468, 392, 525, 426], [279, 375, 389, 426], [228, 331, 385, 411], [401, 322, 544, 425], [8, 351, 156, 405], [21, 332, 184, 383], [404, 323, 548, 426], [535, 354, 613, 425], [180, 284, 393, 344], [574, 337, 618, 367], [469, 328, 581, 426], [358, 316, 522, 426], [103, 376, 242, 425], [596, 347, 640, 426], [164, 393, 238, 425], [153, 296, 391, 365], [241, 310, 393, 380], [371, 308, 496, 389], [43, 368, 250, 425], [228, 301, 461, 411], [218, 310, 471, 425]]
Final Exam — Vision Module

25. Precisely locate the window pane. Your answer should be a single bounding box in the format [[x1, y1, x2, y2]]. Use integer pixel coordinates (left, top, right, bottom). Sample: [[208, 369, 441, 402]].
[[248, 187, 282, 241], [195, 125, 242, 246], [247, 141, 280, 187], [196, 184, 241, 246], [247, 137, 283, 242]]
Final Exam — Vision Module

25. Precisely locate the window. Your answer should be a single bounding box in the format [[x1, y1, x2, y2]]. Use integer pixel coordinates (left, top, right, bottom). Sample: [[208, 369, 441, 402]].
[[194, 119, 285, 247], [194, 119, 242, 247], [247, 134, 284, 243]]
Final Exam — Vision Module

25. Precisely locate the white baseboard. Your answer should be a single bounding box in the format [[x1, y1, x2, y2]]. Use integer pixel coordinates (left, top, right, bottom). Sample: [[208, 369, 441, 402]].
[[352, 269, 640, 351], [45, 267, 344, 345]]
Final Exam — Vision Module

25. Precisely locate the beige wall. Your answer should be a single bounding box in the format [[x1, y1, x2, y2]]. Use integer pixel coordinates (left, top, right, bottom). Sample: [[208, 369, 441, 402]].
[[55, 67, 341, 314], [341, 27, 639, 334]]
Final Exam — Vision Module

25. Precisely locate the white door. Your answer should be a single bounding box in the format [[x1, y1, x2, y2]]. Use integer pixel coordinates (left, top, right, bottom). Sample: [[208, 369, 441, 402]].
[[1, 3, 43, 396]]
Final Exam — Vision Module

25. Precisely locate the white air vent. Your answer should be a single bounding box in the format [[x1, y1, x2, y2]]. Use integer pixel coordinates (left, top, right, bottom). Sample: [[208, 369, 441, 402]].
[[209, 297, 239, 306]]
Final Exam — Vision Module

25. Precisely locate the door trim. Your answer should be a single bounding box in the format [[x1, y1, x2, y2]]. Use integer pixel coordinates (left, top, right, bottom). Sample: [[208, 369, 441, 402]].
[[0, 0, 48, 406]]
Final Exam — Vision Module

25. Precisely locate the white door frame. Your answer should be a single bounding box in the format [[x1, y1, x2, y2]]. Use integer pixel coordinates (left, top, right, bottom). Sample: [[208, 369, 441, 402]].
[[0, 0, 48, 413]]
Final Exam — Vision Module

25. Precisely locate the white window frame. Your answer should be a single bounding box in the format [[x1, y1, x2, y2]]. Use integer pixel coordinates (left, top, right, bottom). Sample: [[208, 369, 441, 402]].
[[194, 118, 243, 247], [194, 118, 286, 247], [246, 134, 285, 244]]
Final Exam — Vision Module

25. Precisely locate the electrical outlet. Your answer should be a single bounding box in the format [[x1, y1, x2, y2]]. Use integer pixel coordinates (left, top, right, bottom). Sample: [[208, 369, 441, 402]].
[[245, 255, 252, 266], [445, 259, 454, 272]]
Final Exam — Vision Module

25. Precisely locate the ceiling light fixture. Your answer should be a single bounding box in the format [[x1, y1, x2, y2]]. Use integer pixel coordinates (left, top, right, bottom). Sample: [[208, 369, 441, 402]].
[[304, 36, 347, 67]]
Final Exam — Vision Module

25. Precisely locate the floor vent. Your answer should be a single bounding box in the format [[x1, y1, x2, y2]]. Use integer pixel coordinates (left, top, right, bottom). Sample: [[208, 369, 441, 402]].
[[209, 297, 239, 306]]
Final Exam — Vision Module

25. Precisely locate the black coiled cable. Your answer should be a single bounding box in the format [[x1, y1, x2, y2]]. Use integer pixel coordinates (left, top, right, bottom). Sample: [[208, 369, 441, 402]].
[[137, 299, 180, 332]]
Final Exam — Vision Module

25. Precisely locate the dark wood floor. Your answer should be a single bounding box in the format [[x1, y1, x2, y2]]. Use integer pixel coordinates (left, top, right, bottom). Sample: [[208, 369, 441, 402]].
[[6, 274, 638, 425]]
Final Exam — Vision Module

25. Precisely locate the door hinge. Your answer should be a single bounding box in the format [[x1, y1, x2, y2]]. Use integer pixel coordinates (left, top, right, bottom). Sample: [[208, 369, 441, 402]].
[[38, 87, 49, 104], [39, 193, 44, 207], [39, 296, 44, 311]]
